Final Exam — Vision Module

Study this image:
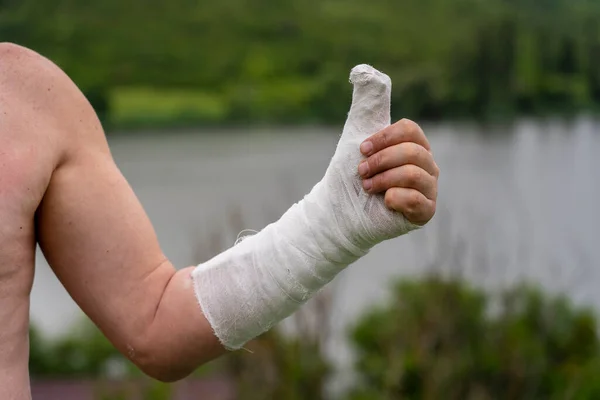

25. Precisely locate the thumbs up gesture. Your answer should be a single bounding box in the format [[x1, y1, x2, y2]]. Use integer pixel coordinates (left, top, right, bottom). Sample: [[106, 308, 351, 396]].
[[318, 64, 439, 249], [191, 65, 440, 350]]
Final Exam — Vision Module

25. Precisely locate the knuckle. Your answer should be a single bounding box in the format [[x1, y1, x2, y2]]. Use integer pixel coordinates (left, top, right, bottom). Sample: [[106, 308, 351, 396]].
[[406, 199, 433, 224], [431, 179, 439, 200], [400, 118, 419, 135], [378, 129, 391, 149], [407, 190, 424, 211], [433, 162, 441, 177], [419, 202, 436, 225], [405, 166, 422, 186], [415, 144, 426, 159], [405, 143, 420, 161]]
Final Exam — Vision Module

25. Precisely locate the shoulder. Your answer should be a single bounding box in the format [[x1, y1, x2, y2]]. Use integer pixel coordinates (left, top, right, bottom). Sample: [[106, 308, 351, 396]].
[[0, 43, 109, 160], [1, 42, 88, 106], [0, 42, 41, 63], [0, 43, 63, 98]]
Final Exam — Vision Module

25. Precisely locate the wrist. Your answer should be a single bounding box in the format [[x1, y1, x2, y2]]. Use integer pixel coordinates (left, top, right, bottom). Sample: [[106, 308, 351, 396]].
[[282, 180, 370, 267]]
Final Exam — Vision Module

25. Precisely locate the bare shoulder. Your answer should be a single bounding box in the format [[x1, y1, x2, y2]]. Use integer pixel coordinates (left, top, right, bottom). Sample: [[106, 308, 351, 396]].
[[0, 42, 111, 162], [0, 41, 44, 67], [0, 43, 112, 208], [1, 42, 76, 93], [0, 42, 68, 105]]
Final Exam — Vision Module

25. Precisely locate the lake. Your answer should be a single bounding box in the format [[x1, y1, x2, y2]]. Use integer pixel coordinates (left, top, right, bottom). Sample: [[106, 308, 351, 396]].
[[30, 116, 600, 388]]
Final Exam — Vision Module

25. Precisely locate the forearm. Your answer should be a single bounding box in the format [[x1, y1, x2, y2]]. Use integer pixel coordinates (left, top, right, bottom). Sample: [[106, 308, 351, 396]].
[[192, 182, 370, 349]]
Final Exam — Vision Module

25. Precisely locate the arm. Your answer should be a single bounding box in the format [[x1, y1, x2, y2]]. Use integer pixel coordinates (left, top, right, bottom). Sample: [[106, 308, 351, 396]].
[[22, 47, 223, 381], [37, 152, 223, 380], [25, 45, 437, 381]]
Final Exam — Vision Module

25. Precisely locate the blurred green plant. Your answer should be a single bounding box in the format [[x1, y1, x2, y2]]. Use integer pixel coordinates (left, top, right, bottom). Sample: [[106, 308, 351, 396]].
[[28, 276, 600, 399], [349, 277, 600, 400], [221, 292, 333, 400], [29, 319, 123, 378], [28, 298, 331, 400], [30, 319, 175, 399], [2, 0, 600, 127]]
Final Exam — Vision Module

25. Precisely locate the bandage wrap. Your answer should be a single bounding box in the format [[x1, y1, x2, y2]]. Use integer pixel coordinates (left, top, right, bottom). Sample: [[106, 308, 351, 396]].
[[192, 65, 419, 349]]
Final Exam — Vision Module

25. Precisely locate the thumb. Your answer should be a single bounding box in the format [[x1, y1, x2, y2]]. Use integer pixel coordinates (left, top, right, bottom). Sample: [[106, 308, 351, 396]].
[[343, 64, 391, 140]]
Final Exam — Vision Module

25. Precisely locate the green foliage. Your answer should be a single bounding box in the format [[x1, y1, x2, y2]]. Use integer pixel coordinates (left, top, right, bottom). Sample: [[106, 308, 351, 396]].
[[225, 330, 330, 400], [143, 381, 172, 400], [2, 0, 600, 126], [110, 88, 228, 128], [218, 293, 334, 399], [30, 320, 178, 399], [93, 380, 171, 400], [29, 320, 124, 378], [29, 310, 330, 399], [223, 328, 331, 400], [29, 277, 600, 399], [349, 277, 600, 400]]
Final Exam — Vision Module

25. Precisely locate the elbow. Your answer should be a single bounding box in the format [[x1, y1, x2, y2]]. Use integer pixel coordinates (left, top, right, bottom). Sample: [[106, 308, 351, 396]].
[[141, 366, 192, 384], [131, 337, 220, 383], [122, 265, 222, 382], [131, 347, 196, 383], [126, 335, 198, 383]]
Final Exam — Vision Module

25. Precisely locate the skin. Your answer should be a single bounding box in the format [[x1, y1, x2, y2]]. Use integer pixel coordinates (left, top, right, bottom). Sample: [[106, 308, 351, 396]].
[[0, 42, 438, 399]]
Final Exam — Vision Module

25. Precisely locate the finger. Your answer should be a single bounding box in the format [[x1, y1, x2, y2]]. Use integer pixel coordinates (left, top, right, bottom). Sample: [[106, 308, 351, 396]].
[[384, 187, 436, 226], [363, 164, 437, 200], [360, 118, 430, 156], [342, 64, 392, 142], [358, 142, 440, 179]]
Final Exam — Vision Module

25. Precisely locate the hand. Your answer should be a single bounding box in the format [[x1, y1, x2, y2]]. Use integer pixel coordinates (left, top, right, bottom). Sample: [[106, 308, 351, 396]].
[[312, 64, 431, 251], [357, 119, 439, 226]]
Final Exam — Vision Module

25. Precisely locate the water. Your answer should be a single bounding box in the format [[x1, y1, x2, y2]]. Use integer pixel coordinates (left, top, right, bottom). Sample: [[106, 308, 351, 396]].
[[30, 117, 600, 380]]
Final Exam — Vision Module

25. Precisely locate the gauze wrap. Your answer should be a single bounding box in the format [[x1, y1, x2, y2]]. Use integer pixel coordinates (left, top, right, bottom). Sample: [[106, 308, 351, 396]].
[[192, 65, 420, 350]]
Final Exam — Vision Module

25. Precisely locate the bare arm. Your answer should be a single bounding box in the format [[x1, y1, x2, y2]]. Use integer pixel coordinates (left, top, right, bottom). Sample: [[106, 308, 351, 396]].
[[14, 44, 438, 382], [12, 44, 224, 381]]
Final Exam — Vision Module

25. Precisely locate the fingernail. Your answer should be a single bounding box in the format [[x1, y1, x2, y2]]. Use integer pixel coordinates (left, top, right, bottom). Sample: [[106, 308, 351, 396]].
[[358, 161, 369, 177], [363, 178, 372, 191], [360, 141, 373, 155]]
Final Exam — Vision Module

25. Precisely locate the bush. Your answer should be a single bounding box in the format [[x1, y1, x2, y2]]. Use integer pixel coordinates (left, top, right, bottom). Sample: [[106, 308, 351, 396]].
[[349, 277, 600, 400], [223, 328, 330, 400], [29, 320, 123, 379], [30, 274, 600, 399], [221, 292, 334, 400]]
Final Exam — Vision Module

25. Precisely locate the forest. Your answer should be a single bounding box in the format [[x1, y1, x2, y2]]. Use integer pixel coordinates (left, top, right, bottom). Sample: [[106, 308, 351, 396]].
[[2, 0, 599, 127]]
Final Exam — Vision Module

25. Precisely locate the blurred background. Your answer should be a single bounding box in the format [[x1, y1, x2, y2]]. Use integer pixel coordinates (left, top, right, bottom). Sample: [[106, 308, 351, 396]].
[[3, 0, 600, 398]]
